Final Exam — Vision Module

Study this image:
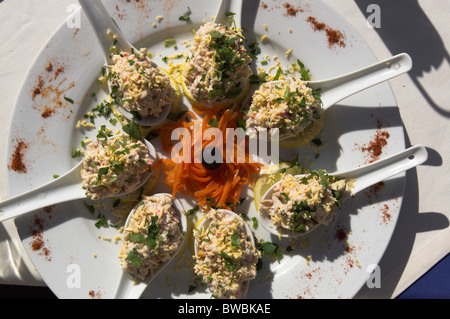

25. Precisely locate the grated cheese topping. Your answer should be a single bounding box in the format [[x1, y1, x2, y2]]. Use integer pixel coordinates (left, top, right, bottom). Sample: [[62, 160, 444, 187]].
[[260, 171, 346, 233], [193, 210, 261, 299], [80, 136, 154, 200], [107, 48, 173, 118], [243, 77, 323, 139], [118, 194, 184, 280], [182, 21, 253, 106]]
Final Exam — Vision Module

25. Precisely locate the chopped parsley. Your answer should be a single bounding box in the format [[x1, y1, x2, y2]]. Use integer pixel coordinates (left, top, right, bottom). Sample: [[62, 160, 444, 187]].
[[208, 118, 219, 127], [126, 248, 143, 267], [71, 147, 82, 158], [164, 37, 177, 48], [64, 96, 74, 104], [178, 7, 192, 21], [256, 240, 282, 265], [122, 120, 142, 141], [297, 59, 310, 81], [230, 233, 241, 248], [94, 214, 108, 228], [146, 215, 160, 248]]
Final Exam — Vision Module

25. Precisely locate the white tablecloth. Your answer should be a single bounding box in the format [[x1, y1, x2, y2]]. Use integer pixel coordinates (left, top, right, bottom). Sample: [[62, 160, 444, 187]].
[[0, 0, 449, 298]]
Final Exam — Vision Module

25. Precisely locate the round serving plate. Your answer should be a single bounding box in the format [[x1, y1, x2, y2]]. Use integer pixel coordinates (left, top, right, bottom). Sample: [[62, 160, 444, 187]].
[[6, 0, 406, 299]]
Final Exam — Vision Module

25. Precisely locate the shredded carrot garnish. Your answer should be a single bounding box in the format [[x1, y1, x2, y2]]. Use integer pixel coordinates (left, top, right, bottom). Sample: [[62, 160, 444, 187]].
[[157, 105, 264, 211]]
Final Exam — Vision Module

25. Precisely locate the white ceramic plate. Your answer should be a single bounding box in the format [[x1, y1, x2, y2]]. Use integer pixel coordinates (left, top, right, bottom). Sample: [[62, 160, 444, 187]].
[[6, 0, 406, 299]]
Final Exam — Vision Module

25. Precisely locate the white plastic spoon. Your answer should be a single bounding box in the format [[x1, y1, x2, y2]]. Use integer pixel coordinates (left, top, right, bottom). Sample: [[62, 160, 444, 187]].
[[244, 53, 413, 140], [258, 144, 428, 238], [194, 209, 256, 298], [0, 139, 157, 223], [306, 53, 412, 110], [78, 0, 175, 126], [213, 0, 243, 27], [114, 194, 188, 299]]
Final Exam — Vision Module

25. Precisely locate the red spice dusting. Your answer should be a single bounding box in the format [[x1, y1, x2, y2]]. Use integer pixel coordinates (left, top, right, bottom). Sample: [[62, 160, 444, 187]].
[[354, 119, 391, 164], [32, 77, 45, 101], [29, 210, 53, 262], [295, 266, 324, 299], [41, 106, 55, 118], [43, 206, 54, 214], [345, 244, 353, 254], [45, 62, 53, 72], [9, 139, 28, 173], [380, 204, 391, 224], [335, 227, 348, 241], [123, 0, 151, 18], [32, 58, 73, 119], [88, 290, 102, 299], [53, 67, 65, 80], [306, 16, 346, 48], [115, 4, 127, 20], [31, 234, 44, 251], [359, 120, 390, 163], [364, 181, 385, 204], [32, 77, 75, 119], [362, 131, 390, 158], [283, 3, 303, 16]]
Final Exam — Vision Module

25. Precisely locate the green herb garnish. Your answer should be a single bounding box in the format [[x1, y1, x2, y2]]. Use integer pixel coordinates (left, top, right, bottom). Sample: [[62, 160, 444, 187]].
[[179, 7, 192, 21], [94, 214, 107, 228], [164, 37, 177, 48], [122, 120, 142, 141], [64, 96, 74, 104], [208, 118, 219, 127], [126, 248, 143, 267], [230, 232, 241, 247]]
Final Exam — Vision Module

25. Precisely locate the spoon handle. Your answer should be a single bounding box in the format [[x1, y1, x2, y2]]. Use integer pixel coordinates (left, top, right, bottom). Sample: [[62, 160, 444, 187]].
[[78, 0, 133, 63], [214, 0, 243, 28], [0, 164, 85, 222], [114, 275, 148, 299], [312, 53, 412, 109], [335, 145, 428, 195]]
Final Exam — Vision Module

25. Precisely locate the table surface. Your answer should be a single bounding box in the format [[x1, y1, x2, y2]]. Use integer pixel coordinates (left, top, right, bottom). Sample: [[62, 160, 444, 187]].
[[0, 0, 449, 299]]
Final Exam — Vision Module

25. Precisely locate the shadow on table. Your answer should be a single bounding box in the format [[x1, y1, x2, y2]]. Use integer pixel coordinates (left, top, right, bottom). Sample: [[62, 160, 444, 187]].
[[352, 0, 450, 298], [354, 131, 448, 298], [354, 0, 450, 118]]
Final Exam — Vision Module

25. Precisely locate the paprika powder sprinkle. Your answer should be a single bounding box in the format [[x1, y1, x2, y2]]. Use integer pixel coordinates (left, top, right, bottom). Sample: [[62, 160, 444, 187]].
[[283, 3, 303, 16], [29, 213, 53, 262], [306, 16, 346, 48], [9, 139, 28, 173], [361, 120, 390, 163]]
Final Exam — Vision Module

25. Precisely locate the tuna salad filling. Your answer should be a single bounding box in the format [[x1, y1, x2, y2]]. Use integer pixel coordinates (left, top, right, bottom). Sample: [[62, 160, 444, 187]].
[[260, 171, 346, 233], [243, 77, 323, 139], [182, 21, 253, 107], [80, 136, 153, 200], [119, 194, 184, 280], [107, 47, 173, 118], [194, 210, 261, 299]]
